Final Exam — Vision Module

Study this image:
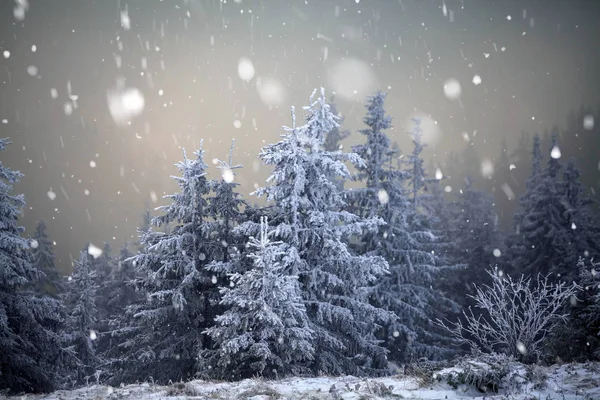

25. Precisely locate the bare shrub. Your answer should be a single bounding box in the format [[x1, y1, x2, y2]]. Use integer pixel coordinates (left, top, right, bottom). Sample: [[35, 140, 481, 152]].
[[437, 267, 576, 363]]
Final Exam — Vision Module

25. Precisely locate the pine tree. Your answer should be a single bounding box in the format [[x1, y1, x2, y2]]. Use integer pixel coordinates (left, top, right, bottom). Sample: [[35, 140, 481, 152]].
[[249, 88, 391, 376], [30, 219, 65, 297], [507, 133, 582, 283], [65, 251, 102, 385], [447, 179, 502, 306], [113, 144, 215, 384], [0, 138, 76, 394], [204, 217, 314, 379]]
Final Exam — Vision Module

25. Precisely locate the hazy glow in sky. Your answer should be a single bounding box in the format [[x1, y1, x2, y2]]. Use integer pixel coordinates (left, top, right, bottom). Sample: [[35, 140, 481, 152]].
[[0, 0, 599, 270]]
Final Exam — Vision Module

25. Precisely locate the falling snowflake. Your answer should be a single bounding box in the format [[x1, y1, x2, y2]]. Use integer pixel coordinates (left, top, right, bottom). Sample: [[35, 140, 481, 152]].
[[2, 50, 9, 59], [377, 189, 389, 205], [120, 9, 130, 30], [435, 168, 443, 180], [88, 243, 103, 259], [583, 115, 594, 130], [233, 120, 242, 129], [444, 185, 452, 193], [237, 57, 255, 81], [493, 248, 502, 257], [443, 78, 461, 100], [222, 169, 234, 183], [107, 85, 145, 125], [89, 160, 97, 168], [26, 65, 38, 76], [481, 159, 494, 178], [30, 239, 39, 249], [472, 74, 482, 85], [516, 341, 527, 355], [89, 330, 98, 341], [550, 145, 561, 159], [571, 222, 577, 230], [47, 190, 57, 201]]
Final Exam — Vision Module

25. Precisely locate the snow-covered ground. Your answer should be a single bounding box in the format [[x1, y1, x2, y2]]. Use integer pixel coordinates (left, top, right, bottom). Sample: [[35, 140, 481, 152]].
[[9, 362, 600, 400]]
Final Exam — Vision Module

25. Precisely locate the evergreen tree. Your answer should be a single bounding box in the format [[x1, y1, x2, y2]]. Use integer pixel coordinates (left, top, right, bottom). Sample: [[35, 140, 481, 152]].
[[64, 251, 102, 385], [112, 145, 214, 384], [323, 96, 350, 152], [249, 88, 391, 376], [447, 179, 502, 306], [507, 133, 583, 283], [204, 217, 314, 379], [30, 219, 65, 297], [391, 119, 460, 360], [0, 138, 75, 394]]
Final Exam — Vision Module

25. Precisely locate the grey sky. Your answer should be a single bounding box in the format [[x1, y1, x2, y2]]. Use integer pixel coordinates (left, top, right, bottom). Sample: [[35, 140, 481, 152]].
[[1, 0, 599, 271]]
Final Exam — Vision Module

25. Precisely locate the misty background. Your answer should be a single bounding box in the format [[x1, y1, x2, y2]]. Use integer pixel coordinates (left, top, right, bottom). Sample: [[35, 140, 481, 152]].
[[1, 0, 599, 273]]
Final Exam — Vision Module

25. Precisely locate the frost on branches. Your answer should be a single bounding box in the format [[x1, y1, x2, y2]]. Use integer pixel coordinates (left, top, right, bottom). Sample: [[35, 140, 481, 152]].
[[0, 138, 75, 394], [249, 88, 392, 376], [438, 267, 576, 363], [111, 144, 215, 385], [204, 217, 314, 379]]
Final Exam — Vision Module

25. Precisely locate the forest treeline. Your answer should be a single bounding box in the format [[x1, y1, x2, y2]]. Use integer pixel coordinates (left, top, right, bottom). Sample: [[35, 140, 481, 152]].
[[1, 89, 599, 395]]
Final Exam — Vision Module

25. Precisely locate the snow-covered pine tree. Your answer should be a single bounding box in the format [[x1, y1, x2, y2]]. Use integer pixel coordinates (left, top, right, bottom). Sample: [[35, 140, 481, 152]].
[[0, 138, 76, 394], [507, 133, 581, 283], [207, 139, 247, 265], [113, 144, 214, 384], [323, 95, 350, 152], [324, 96, 351, 191], [390, 119, 459, 361], [204, 217, 314, 379], [250, 88, 391, 376], [64, 250, 103, 385], [96, 242, 140, 357], [30, 219, 65, 297]]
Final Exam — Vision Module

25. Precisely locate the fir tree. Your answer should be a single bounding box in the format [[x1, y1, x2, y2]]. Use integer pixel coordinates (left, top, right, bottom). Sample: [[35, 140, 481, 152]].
[[0, 138, 75, 394], [448, 179, 502, 306], [65, 251, 102, 385], [249, 88, 391, 376], [113, 144, 214, 384], [508, 133, 584, 283], [204, 217, 314, 379], [30, 219, 65, 297]]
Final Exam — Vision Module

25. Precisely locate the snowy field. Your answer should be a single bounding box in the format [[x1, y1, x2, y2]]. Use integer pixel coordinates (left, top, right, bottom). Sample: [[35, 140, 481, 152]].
[[9, 362, 600, 400]]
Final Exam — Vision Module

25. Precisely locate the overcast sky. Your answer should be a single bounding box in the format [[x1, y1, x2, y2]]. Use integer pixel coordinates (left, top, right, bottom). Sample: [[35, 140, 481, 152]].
[[1, 0, 599, 272]]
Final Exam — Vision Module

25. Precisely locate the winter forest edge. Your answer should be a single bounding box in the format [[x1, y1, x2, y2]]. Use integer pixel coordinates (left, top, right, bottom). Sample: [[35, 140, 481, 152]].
[[1, 85, 600, 397]]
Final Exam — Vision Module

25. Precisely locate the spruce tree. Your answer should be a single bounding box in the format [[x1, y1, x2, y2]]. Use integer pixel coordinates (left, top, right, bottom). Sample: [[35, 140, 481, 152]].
[[0, 138, 75, 394], [30, 219, 65, 297], [249, 88, 391, 376], [65, 251, 102, 385], [204, 217, 314, 379], [113, 145, 214, 384], [447, 179, 502, 306], [507, 133, 585, 283]]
